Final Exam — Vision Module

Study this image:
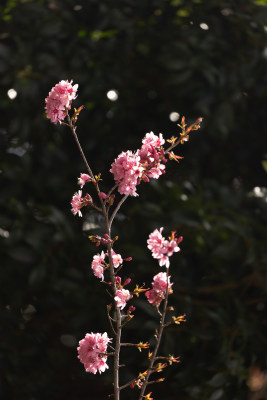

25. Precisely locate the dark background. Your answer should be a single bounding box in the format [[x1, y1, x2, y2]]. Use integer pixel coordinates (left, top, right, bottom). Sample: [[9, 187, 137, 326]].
[[1, 0, 267, 399]]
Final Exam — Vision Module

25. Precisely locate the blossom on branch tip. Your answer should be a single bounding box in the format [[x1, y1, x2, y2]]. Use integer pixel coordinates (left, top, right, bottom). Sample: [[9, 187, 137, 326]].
[[45, 80, 78, 124], [142, 131, 165, 148], [77, 332, 111, 374]]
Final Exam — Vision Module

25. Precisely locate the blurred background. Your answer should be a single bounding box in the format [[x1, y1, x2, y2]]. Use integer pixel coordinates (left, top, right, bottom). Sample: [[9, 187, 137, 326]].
[[1, 0, 267, 399]]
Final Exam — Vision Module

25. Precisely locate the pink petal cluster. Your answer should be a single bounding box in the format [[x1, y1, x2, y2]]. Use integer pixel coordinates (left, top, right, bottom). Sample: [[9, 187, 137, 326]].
[[71, 190, 83, 217], [138, 132, 166, 179], [91, 251, 106, 279], [71, 190, 92, 217], [145, 272, 173, 307], [147, 228, 182, 268], [111, 250, 123, 268], [78, 173, 92, 188], [77, 332, 111, 374], [110, 151, 144, 196], [110, 132, 166, 196], [114, 288, 131, 309], [45, 80, 78, 124], [91, 250, 123, 279]]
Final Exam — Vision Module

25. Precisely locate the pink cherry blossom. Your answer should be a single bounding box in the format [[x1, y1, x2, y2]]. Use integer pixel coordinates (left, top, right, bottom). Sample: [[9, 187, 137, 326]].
[[165, 240, 180, 257], [142, 131, 165, 148], [91, 251, 106, 279], [78, 173, 92, 188], [153, 271, 172, 292], [45, 80, 78, 124], [147, 228, 182, 268], [145, 272, 173, 307], [147, 227, 166, 258], [110, 151, 144, 196], [114, 288, 131, 309], [110, 250, 123, 268], [110, 132, 167, 196], [138, 132, 166, 180], [71, 191, 93, 217], [77, 332, 111, 374], [71, 190, 83, 217]]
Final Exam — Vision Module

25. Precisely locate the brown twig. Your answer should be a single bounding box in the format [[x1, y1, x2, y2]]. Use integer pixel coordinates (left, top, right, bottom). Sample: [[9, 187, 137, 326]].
[[138, 268, 171, 400]]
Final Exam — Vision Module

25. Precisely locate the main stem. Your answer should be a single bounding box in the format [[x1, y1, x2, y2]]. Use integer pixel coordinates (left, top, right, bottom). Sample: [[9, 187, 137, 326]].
[[106, 243, 122, 400], [68, 115, 122, 400]]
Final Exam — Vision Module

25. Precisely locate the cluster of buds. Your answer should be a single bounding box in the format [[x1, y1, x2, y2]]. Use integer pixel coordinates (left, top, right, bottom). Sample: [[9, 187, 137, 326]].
[[88, 233, 116, 247], [175, 116, 203, 144], [130, 370, 148, 389], [112, 276, 131, 289], [98, 192, 115, 205]]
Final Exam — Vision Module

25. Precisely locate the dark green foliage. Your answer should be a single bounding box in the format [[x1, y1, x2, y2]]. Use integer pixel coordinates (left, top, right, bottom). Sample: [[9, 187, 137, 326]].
[[0, 0, 267, 399]]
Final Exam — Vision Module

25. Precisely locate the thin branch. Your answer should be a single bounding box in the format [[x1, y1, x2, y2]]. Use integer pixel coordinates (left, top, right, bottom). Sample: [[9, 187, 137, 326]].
[[146, 379, 165, 386], [119, 378, 137, 391], [66, 112, 95, 181], [107, 312, 116, 335], [138, 267, 171, 400], [164, 117, 202, 155], [107, 183, 119, 197], [106, 243, 122, 400], [109, 194, 128, 230]]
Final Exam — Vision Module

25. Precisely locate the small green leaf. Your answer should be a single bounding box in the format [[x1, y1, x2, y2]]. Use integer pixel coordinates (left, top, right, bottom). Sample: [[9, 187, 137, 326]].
[[261, 160, 267, 173]]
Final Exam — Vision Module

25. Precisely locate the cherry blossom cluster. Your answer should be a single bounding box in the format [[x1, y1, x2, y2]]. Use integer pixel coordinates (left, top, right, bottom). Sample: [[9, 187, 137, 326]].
[[45, 80, 78, 124], [114, 276, 131, 310], [147, 227, 183, 268], [110, 132, 166, 197], [91, 249, 123, 280], [71, 190, 92, 217], [110, 151, 143, 196], [145, 272, 173, 307], [81, 227, 182, 374], [77, 332, 111, 374], [138, 132, 166, 180]]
